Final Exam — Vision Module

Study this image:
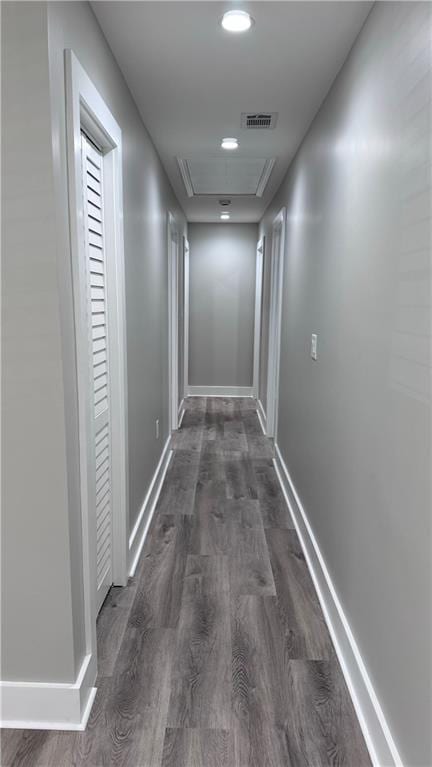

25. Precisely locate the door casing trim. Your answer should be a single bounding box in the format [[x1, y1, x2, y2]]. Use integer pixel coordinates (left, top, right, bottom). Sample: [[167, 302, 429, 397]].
[[168, 212, 179, 432], [253, 237, 265, 399], [266, 208, 286, 440], [65, 49, 129, 709]]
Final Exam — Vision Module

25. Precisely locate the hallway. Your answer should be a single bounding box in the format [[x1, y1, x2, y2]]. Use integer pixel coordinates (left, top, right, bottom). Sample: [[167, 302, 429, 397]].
[[4, 398, 371, 766], [2, 2, 431, 762]]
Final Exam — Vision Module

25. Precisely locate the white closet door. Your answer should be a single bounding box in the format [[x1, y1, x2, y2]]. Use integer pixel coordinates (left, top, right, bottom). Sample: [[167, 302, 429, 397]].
[[81, 133, 113, 613]]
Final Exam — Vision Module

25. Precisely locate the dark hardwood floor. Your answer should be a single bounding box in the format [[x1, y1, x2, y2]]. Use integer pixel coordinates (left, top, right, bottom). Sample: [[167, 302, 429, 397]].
[[2, 397, 372, 766]]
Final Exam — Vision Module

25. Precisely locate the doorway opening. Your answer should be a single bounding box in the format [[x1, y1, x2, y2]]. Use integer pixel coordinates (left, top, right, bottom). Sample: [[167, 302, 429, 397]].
[[168, 212, 179, 432], [266, 208, 286, 441]]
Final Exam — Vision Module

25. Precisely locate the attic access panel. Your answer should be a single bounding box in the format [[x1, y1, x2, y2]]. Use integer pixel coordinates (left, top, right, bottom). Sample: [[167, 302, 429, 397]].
[[178, 157, 275, 197]]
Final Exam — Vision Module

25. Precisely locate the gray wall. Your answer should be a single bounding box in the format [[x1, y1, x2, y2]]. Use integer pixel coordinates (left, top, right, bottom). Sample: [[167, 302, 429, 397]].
[[259, 3, 431, 765], [2, 1, 79, 684], [188, 223, 258, 388], [2, 0, 185, 684]]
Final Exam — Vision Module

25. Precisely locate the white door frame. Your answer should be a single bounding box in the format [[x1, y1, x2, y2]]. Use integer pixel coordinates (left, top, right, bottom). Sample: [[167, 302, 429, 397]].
[[168, 212, 179, 432], [183, 236, 190, 399], [252, 237, 265, 399], [266, 208, 286, 441], [66, 50, 129, 666]]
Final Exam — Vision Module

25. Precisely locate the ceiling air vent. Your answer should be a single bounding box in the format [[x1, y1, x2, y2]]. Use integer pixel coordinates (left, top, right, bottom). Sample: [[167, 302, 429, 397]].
[[241, 112, 278, 129]]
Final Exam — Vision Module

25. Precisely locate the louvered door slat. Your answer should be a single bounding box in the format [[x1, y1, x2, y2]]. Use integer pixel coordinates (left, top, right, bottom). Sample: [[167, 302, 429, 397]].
[[88, 201, 102, 222], [87, 188, 101, 209], [91, 274, 105, 289], [89, 244, 103, 261], [94, 372, 108, 392], [88, 217, 103, 236], [90, 259, 104, 275], [81, 133, 113, 613], [96, 503, 111, 534], [93, 349, 106, 367], [94, 361, 107, 380], [89, 230, 103, 248], [92, 310, 105, 325]]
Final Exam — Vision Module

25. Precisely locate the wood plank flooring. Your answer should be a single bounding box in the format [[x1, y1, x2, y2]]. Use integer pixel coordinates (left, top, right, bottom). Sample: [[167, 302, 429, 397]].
[[2, 397, 372, 767]]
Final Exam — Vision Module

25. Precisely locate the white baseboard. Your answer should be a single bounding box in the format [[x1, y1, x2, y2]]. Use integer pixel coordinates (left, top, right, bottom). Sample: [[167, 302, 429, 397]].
[[0, 653, 97, 731], [0, 436, 175, 732], [178, 398, 186, 427], [256, 399, 267, 435], [187, 385, 253, 398], [128, 436, 173, 576], [273, 443, 403, 767]]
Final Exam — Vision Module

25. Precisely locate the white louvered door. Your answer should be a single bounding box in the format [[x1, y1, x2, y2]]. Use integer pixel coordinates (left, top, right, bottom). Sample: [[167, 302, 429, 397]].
[[81, 133, 113, 614]]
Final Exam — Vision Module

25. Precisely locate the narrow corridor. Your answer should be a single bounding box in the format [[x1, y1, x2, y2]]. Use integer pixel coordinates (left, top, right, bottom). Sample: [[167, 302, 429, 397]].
[[3, 3, 430, 760], [4, 398, 371, 766]]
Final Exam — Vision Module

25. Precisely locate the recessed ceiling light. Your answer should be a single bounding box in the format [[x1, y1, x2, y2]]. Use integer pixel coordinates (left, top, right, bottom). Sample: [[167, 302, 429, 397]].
[[220, 212, 231, 220], [221, 137, 239, 150], [221, 10, 253, 33]]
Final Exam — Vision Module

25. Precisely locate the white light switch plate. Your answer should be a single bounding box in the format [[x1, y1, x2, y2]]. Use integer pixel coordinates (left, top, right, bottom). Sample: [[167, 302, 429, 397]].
[[311, 333, 318, 360]]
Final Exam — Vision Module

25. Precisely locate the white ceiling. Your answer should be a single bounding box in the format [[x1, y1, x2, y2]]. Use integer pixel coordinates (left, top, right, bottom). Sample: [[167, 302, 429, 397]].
[[92, 1, 372, 223]]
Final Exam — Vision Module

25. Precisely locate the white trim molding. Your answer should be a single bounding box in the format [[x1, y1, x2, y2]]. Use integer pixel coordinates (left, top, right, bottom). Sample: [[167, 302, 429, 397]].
[[273, 443, 403, 767], [168, 212, 179, 433], [187, 385, 254, 398], [256, 399, 267, 435], [128, 437, 173, 576], [183, 237, 190, 400], [266, 207, 286, 441], [177, 158, 194, 197], [256, 158, 275, 197], [64, 48, 128, 732], [178, 398, 186, 427], [252, 238, 264, 399], [0, 654, 97, 731]]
